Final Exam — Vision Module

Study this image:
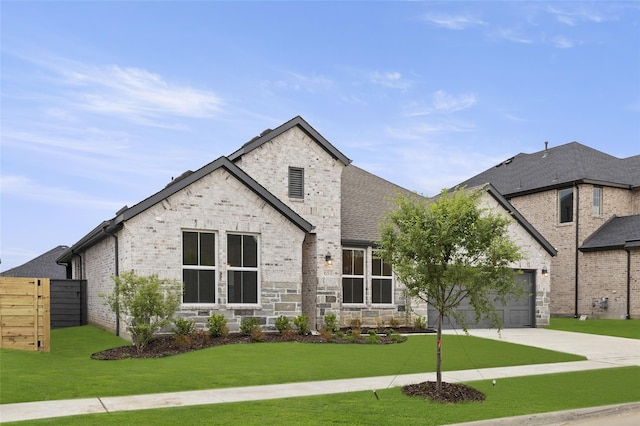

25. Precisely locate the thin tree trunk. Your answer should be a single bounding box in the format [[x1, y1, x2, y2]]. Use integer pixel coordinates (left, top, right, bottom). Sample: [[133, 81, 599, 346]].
[[436, 310, 443, 393]]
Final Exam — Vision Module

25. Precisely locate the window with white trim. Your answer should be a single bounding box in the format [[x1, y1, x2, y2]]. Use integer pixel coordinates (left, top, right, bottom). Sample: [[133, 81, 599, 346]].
[[182, 231, 216, 304], [372, 254, 393, 304], [227, 234, 259, 304], [342, 248, 365, 304], [593, 186, 602, 216]]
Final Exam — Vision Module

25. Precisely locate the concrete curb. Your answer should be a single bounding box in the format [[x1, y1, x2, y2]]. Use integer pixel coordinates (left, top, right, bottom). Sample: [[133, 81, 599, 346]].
[[448, 402, 640, 426]]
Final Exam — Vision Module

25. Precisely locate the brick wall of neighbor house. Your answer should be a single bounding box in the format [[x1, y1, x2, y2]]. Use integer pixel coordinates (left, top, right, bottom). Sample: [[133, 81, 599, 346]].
[[80, 237, 118, 333], [580, 250, 639, 319], [510, 184, 636, 317], [482, 194, 552, 326], [632, 189, 640, 214], [233, 127, 345, 327], [115, 167, 307, 332], [633, 250, 640, 319]]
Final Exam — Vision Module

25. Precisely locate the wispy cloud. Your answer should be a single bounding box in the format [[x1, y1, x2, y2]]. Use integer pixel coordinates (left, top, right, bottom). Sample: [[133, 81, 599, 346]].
[[420, 13, 486, 30], [546, 5, 607, 26], [0, 175, 126, 211], [491, 28, 533, 44], [8, 53, 224, 127], [368, 71, 412, 90], [552, 36, 575, 49], [61, 64, 223, 123], [267, 71, 333, 93], [408, 90, 477, 116]]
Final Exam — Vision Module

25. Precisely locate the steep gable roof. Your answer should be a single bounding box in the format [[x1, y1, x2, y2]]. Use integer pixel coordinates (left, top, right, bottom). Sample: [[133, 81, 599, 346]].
[[58, 157, 313, 263], [580, 215, 640, 251], [1, 246, 69, 279], [228, 116, 352, 165], [457, 142, 640, 197]]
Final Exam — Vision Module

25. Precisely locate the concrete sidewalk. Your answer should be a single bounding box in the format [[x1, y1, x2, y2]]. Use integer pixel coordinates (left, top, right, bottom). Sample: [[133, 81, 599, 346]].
[[1, 329, 639, 423]]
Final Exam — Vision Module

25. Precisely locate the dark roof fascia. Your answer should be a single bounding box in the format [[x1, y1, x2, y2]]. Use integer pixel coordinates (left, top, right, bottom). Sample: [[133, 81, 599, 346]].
[[228, 116, 352, 165], [625, 239, 640, 249], [59, 157, 314, 264], [579, 244, 626, 253], [503, 179, 631, 199], [486, 184, 558, 257], [57, 220, 119, 264], [117, 156, 313, 233]]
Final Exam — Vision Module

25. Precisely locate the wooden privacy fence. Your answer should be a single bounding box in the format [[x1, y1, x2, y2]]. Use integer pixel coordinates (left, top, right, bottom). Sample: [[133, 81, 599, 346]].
[[0, 277, 50, 351]]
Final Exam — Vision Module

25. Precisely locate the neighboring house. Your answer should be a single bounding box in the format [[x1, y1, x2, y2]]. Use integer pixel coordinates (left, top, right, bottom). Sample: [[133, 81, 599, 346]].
[[57, 116, 554, 335], [1, 246, 69, 279], [457, 142, 640, 319]]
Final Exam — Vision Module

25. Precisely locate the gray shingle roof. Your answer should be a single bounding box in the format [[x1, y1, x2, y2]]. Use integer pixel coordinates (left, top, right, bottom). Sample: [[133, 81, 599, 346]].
[[580, 215, 640, 251], [341, 165, 423, 245], [1, 246, 69, 279], [457, 142, 640, 196]]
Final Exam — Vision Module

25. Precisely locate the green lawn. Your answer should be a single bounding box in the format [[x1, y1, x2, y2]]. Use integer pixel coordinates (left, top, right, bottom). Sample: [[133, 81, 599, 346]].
[[547, 317, 640, 339], [8, 366, 640, 425], [0, 325, 584, 404]]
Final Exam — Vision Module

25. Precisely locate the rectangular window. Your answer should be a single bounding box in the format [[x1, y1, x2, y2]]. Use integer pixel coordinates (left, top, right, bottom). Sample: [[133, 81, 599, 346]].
[[182, 231, 216, 304], [288, 167, 304, 199], [227, 234, 259, 304], [558, 188, 573, 223], [342, 248, 364, 304], [372, 255, 393, 304], [593, 187, 602, 216]]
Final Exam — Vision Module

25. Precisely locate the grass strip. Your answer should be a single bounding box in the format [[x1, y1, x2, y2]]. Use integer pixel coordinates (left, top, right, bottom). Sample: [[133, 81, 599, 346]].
[[546, 317, 640, 339], [7, 366, 639, 425], [1, 326, 583, 404]]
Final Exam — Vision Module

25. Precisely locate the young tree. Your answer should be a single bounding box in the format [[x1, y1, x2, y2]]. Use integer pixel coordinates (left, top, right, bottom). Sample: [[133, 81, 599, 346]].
[[377, 187, 523, 393], [103, 271, 182, 353]]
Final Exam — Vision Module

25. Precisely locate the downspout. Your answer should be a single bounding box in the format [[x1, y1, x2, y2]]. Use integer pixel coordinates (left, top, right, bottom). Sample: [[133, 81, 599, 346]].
[[626, 247, 631, 320], [102, 225, 120, 336], [574, 183, 580, 318]]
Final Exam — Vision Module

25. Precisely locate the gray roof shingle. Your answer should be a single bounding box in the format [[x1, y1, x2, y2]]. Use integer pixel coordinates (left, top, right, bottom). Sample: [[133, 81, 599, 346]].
[[1, 246, 69, 279], [457, 142, 640, 197], [580, 215, 640, 251], [341, 165, 419, 245]]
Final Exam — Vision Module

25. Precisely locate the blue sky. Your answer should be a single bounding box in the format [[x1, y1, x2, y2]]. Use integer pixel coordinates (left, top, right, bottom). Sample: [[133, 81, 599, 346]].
[[1, 1, 639, 272]]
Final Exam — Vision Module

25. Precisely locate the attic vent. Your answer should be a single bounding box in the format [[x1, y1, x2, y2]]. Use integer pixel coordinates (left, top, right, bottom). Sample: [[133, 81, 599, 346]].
[[166, 170, 194, 188], [288, 167, 304, 199]]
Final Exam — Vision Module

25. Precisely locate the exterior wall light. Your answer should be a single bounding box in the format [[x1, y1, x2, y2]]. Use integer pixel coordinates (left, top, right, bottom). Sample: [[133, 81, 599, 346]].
[[325, 253, 332, 265], [541, 266, 548, 277]]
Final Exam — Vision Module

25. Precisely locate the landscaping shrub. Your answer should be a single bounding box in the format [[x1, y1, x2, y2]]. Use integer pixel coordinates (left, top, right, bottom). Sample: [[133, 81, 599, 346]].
[[250, 327, 266, 342], [323, 314, 339, 332], [389, 317, 401, 328], [240, 317, 260, 335], [293, 315, 310, 335], [172, 318, 195, 336], [207, 314, 228, 338], [102, 271, 181, 354], [319, 328, 334, 342], [275, 315, 291, 334], [414, 316, 427, 330]]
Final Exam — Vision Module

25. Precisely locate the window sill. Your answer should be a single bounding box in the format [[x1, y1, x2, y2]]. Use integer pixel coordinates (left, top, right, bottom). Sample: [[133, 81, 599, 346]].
[[180, 303, 219, 310], [226, 304, 262, 310], [342, 303, 367, 308], [371, 303, 395, 308]]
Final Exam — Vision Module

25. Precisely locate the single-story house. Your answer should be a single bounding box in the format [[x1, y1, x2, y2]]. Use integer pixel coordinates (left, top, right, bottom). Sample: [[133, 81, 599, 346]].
[[58, 116, 554, 335]]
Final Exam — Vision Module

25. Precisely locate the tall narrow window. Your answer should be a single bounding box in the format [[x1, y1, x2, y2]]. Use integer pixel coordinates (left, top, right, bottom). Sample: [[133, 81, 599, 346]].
[[558, 188, 573, 223], [288, 167, 304, 199], [593, 187, 602, 216], [372, 254, 393, 304], [342, 248, 364, 304], [227, 234, 259, 304], [182, 231, 216, 304]]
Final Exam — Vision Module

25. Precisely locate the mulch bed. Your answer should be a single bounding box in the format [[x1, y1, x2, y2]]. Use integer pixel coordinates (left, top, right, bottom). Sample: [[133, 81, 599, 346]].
[[403, 381, 486, 403], [91, 327, 482, 403], [91, 329, 421, 360]]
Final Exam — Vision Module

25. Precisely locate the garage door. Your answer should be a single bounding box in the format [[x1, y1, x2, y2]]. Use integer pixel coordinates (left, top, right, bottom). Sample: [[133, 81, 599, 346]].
[[427, 271, 535, 329]]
